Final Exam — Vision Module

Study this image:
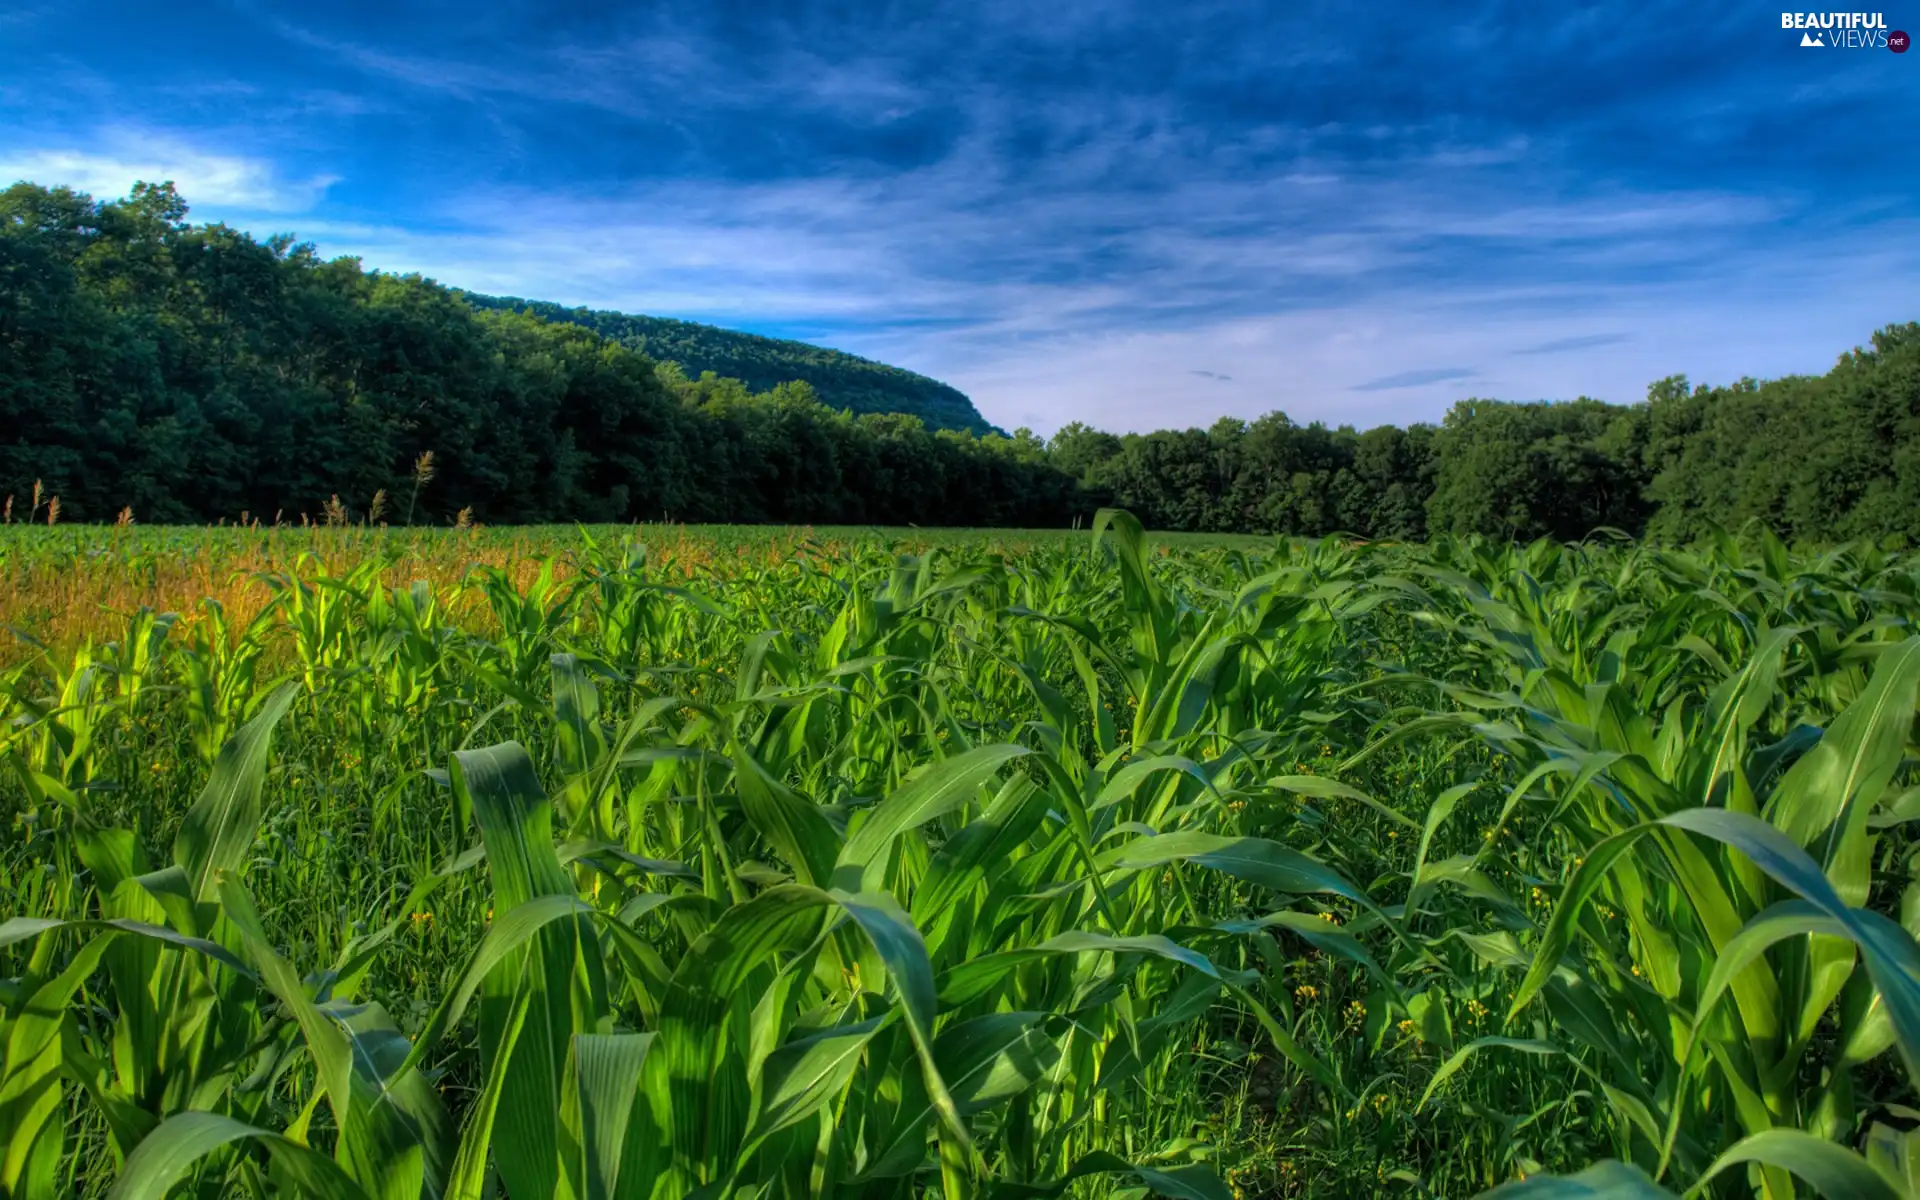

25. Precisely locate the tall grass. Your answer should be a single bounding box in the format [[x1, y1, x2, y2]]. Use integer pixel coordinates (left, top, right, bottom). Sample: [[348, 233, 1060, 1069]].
[[2, 516, 1917, 1197]]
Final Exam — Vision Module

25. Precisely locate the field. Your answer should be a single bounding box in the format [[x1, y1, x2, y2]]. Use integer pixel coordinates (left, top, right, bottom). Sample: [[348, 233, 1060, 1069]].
[[3, 515, 1919, 1198]]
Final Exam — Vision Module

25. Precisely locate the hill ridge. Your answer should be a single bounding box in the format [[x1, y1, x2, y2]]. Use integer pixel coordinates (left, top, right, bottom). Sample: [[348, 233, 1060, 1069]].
[[463, 293, 999, 435]]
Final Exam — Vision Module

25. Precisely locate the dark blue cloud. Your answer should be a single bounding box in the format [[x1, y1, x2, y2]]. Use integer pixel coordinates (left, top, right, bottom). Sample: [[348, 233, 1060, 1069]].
[[1352, 368, 1479, 392], [1516, 333, 1633, 356], [0, 0, 1913, 433]]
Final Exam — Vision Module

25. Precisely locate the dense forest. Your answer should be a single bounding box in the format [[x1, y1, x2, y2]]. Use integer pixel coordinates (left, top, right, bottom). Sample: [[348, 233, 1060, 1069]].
[[3, 180, 1918, 542], [464, 294, 997, 435]]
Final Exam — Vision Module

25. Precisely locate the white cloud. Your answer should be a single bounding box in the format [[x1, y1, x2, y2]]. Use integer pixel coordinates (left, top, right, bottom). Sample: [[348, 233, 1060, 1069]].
[[0, 133, 335, 211]]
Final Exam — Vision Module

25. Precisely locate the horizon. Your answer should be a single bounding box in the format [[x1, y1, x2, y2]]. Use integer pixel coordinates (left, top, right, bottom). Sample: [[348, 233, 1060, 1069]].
[[2, 1, 1914, 437]]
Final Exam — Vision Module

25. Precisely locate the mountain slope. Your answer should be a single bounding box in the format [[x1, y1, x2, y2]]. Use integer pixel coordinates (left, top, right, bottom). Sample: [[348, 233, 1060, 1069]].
[[464, 294, 997, 435]]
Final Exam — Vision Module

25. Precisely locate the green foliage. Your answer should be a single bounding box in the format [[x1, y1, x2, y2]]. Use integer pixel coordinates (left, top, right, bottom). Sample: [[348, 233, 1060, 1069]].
[[1643, 327, 1920, 543], [1425, 398, 1649, 540], [1064, 417, 1439, 540]]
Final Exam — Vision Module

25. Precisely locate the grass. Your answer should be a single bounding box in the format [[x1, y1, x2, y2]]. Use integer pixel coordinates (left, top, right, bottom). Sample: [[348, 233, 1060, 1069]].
[[2, 515, 1918, 1198]]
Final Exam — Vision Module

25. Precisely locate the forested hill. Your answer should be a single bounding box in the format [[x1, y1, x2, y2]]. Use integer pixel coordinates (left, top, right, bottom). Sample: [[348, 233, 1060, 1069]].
[[463, 294, 997, 435]]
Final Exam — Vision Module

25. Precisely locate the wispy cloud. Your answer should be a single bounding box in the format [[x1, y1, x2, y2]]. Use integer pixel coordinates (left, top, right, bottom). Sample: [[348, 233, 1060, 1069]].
[[0, 132, 335, 211], [0, 3, 54, 28], [1351, 367, 1478, 392], [1515, 333, 1632, 356]]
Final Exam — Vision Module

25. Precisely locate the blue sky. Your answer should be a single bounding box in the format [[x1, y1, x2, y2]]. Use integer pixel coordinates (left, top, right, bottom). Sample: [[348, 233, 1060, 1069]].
[[3, 1, 1915, 435]]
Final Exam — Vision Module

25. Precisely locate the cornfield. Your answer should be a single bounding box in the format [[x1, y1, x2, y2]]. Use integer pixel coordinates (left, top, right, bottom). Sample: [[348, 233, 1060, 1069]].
[[4, 513, 1920, 1198]]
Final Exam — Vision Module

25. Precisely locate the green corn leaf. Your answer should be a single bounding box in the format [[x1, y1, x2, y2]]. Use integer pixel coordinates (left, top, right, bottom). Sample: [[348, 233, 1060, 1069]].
[[1268, 773, 1420, 830], [911, 776, 1048, 938], [394, 894, 599, 1082], [1662, 807, 1920, 1090], [333, 1002, 458, 1187], [1092, 754, 1216, 814], [860, 1012, 1063, 1179], [731, 742, 841, 888], [1219, 909, 1400, 999], [172, 680, 298, 901], [837, 742, 1031, 888], [1514, 805, 1920, 1089], [939, 930, 1249, 1007], [653, 886, 832, 1192], [826, 887, 972, 1153], [218, 876, 434, 1200], [1768, 636, 1920, 890], [452, 741, 611, 1200], [570, 1032, 656, 1200], [551, 652, 606, 780], [735, 1015, 883, 1167], [1697, 1130, 1905, 1200], [647, 884, 964, 1187], [1099, 830, 1365, 902], [1865, 1121, 1920, 1195], [1681, 900, 1851, 1063], [107, 1111, 367, 1200], [0, 915, 253, 977], [0, 935, 115, 1195], [559, 839, 702, 881], [1476, 1159, 1672, 1197], [446, 985, 537, 1200]]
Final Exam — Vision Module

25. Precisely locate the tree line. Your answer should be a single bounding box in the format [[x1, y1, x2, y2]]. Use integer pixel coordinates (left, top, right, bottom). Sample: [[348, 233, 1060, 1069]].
[[3, 181, 1916, 543], [1067, 332, 1920, 545]]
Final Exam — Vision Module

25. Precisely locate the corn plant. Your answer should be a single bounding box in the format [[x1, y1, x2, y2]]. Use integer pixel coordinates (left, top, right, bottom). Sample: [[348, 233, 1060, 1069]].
[[5, 515, 1920, 1197]]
